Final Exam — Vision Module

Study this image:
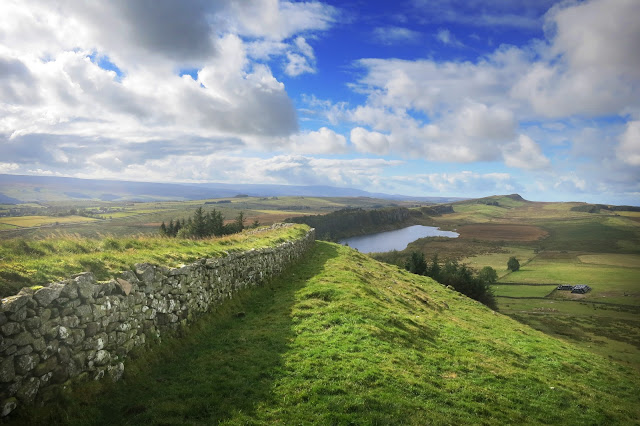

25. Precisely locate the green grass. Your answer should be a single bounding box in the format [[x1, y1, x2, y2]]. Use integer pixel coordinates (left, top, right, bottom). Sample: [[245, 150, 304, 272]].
[[502, 253, 639, 305], [492, 284, 556, 298], [15, 242, 640, 425], [0, 225, 310, 297]]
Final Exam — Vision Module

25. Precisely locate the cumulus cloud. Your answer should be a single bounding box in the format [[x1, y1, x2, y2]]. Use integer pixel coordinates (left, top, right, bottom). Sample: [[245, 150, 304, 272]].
[[350, 127, 391, 155], [0, 0, 341, 180], [502, 135, 551, 170], [617, 121, 640, 166], [288, 127, 347, 154]]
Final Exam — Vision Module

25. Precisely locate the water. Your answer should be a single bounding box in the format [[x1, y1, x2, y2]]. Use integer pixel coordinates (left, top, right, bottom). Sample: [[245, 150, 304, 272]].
[[339, 225, 459, 253]]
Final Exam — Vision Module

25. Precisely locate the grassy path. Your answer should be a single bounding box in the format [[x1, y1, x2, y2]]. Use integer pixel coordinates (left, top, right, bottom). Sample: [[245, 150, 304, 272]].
[[16, 242, 640, 425]]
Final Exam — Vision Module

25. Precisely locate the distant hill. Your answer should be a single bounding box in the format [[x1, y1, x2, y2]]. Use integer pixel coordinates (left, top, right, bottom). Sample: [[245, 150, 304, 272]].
[[0, 174, 465, 203]]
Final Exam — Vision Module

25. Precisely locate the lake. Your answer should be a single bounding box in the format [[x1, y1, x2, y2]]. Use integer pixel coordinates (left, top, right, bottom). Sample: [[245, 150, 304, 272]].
[[339, 225, 459, 253]]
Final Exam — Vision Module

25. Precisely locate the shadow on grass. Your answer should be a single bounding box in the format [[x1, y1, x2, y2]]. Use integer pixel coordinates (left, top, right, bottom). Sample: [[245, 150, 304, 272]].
[[15, 241, 339, 425]]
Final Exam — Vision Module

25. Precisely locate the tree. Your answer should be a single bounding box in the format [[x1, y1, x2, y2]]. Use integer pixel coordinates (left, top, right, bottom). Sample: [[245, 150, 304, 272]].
[[405, 251, 427, 275], [479, 266, 498, 284], [160, 221, 167, 235], [192, 207, 206, 238], [507, 256, 520, 272], [235, 211, 245, 231]]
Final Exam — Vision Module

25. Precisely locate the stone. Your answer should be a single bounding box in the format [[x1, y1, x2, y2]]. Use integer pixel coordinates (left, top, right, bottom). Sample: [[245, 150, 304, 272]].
[[33, 283, 65, 307], [8, 307, 27, 322], [15, 353, 39, 375], [85, 322, 99, 337], [0, 294, 30, 314], [51, 365, 69, 384], [24, 317, 41, 331], [16, 377, 40, 404], [135, 263, 156, 284], [60, 315, 79, 329], [12, 331, 33, 347], [1, 322, 21, 336], [107, 362, 125, 382], [15, 345, 33, 356], [60, 281, 78, 300], [74, 273, 97, 299], [33, 356, 58, 377], [116, 278, 132, 296], [0, 313, 7, 326], [58, 326, 69, 340], [0, 356, 15, 382], [76, 304, 93, 320], [94, 350, 110, 366], [1, 398, 18, 417], [32, 337, 46, 353]]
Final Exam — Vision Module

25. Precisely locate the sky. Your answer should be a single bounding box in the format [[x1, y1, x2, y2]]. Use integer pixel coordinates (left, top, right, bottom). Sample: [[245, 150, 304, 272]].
[[0, 0, 639, 205]]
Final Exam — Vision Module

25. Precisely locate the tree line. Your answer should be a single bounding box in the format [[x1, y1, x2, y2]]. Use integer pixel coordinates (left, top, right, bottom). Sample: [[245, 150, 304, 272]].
[[404, 252, 497, 309], [160, 207, 249, 238]]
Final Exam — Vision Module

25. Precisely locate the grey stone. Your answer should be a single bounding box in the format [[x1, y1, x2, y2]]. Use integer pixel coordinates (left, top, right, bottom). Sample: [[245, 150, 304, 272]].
[[24, 317, 41, 330], [33, 283, 65, 307], [94, 350, 110, 366], [76, 304, 93, 320], [12, 331, 33, 347], [34, 356, 58, 377], [0, 313, 7, 326], [0, 356, 15, 382], [15, 353, 39, 375], [4, 345, 16, 356], [107, 362, 125, 382], [85, 322, 99, 337], [8, 307, 27, 322], [1, 397, 17, 417], [0, 294, 30, 313], [32, 336, 46, 353], [15, 344, 33, 356], [60, 281, 78, 300], [135, 263, 156, 284], [60, 315, 79, 329], [1, 322, 21, 336], [74, 273, 97, 299], [16, 377, 40, 404]]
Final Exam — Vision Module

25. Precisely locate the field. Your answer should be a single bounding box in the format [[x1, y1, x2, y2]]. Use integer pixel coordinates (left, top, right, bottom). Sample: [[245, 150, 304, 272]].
[[2, 193, 639, 371], [0, 215, 99, 227], [15, 242, 640, 424], [370, 195, 640, 370]]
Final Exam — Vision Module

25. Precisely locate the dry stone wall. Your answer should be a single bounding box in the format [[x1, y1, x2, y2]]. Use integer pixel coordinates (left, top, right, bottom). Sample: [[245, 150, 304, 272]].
[[0, 225, 315, 417]]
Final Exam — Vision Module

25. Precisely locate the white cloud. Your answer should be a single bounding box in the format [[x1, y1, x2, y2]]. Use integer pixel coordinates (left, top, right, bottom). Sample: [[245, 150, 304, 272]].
[[0, 163, 20, 173], [502, 134, 551, 170], [436, 29, 463, 47], [284, 53, 315, 77], [350, 127, 391, 155], [389, 171, 518, 195], [372, 26, 421, 45], [617, 121, 640, 166], [289, 127, 347, 154]]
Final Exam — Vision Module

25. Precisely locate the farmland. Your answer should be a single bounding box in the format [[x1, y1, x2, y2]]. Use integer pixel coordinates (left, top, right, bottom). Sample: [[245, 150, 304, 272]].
[[372, 195, 640, 370], [2, 193, 639, 370]]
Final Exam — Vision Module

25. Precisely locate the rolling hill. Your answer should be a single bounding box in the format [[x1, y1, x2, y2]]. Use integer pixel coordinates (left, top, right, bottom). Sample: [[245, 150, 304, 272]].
[[18, 241, 640, 424]]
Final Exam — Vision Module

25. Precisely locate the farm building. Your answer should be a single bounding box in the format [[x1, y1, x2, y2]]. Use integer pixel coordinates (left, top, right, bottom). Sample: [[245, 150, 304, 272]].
[[571, 284, 591, 294], [556, 285, 574, 291]]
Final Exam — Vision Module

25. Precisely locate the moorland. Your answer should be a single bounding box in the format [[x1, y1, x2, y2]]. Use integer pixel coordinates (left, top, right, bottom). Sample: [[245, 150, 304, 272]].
[[1, 192, 639, 423]]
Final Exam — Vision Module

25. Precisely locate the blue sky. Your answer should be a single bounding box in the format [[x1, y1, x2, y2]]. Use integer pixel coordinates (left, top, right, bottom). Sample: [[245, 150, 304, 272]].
[[0, 0, 638, 204]]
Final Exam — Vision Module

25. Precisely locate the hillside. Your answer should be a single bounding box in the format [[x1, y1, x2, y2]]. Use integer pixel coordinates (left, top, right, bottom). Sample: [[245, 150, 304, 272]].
[[18, 241, 640, 424]]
